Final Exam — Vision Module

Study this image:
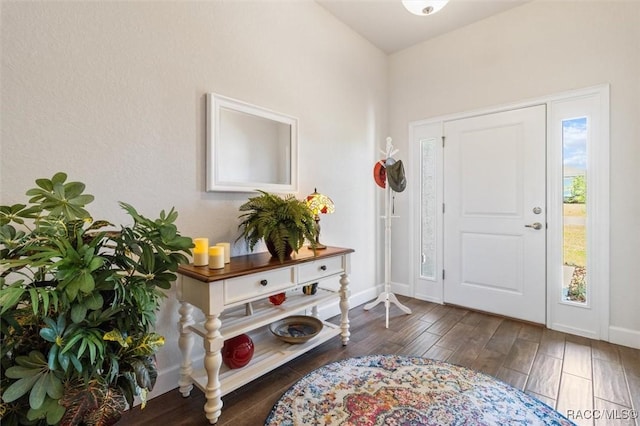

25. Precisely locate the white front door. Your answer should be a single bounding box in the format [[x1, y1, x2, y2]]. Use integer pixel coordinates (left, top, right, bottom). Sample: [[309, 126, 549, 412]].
[[443, 105, 547, 324]]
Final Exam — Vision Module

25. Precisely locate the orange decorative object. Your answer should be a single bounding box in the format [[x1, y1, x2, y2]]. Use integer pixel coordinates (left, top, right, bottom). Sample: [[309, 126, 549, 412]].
[[268, 292, 287, 305]]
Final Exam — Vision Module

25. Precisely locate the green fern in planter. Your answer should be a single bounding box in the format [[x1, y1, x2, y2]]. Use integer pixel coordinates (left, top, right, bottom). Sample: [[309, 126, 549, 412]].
[[236, 190, 317, 262], [0, 172, 193, 426]]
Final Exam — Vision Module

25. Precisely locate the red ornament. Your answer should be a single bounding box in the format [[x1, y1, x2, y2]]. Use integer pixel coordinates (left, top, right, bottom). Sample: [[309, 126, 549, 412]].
[[269, 292, 287, 305], [222, 334, 254, 369]]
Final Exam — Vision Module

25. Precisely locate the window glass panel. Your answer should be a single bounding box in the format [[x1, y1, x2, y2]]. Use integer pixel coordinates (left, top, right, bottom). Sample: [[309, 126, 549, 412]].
[[562, 117, 587, 303], [420, 138, 437, 279]]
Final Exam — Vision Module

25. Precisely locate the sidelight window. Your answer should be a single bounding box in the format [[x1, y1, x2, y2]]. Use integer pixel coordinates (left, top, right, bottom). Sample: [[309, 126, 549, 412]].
[[420, 138, 437, 279], [562, 117, 588, 304]]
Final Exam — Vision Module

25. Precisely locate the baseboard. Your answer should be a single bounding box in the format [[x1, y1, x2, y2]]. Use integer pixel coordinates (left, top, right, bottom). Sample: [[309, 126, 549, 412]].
[[549, 323, 599, 340], [316, 285, 382, 318], [609, 325, 640, 349], [139, 356, 203, 406], [367, 281, 417, 299], [390, 280, 411, 296], [413, 293, 444, 304]]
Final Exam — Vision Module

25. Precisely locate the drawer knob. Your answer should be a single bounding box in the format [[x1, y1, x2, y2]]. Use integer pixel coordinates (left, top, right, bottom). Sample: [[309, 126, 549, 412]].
[[260, 279, 268, 286], [320, 265, 327, 271]]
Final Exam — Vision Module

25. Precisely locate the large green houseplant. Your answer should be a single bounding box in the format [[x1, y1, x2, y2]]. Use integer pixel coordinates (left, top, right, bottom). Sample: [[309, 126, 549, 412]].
[[236, 190, 317, 262], [0, 173, 192, 426]]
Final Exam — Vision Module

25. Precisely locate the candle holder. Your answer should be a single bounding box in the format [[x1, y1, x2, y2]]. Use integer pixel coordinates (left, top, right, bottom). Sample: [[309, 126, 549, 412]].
[[193, 238, 209, 266], [216, 242, 231, 263], [208, 246, 224, 269]]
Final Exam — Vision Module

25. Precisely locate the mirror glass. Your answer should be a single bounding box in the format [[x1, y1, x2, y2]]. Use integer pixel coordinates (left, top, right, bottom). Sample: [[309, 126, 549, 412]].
[[206, 93, 298, 193]]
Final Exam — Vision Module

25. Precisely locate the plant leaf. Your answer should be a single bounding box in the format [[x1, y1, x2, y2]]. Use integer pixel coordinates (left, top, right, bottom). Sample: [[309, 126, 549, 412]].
[[1, 373, 41, 403], [77, 270, 95, 294], [48, 345, 59, 370], [130, 359, 151, 390], [62, 182, 85, 199], [40, 328, 57, 343], [61, 332, 83, 355], [29, 373, 48, 409], [83, 292, 104, 310], [103, 329, 128, 348], [88, 339, 97, 365], [26, 395, 67, 424], [51, 172, 68, 185], [69, 353, 83, 374], [132, 333, 165, 356], [71, 303, 87, 323], [5, 366, 41, 379], [59, 379, 126, 426], [58, 350, 70, 372], [27, 288, 40, 314], [47, 398, 66, 424], [35, 177, 55, 191], [41, 289, 50, 314], [0, 284, 25, 315], [58, 380, 99, 425], [45, 371, 64, 399]]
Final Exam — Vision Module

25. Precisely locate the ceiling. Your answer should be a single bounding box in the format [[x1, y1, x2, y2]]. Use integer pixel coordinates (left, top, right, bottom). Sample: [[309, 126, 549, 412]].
[[316, 0, 531, 54]]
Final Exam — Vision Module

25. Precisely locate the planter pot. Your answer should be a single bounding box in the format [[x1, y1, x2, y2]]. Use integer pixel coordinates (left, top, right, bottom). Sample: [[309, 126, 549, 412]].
[[265, 240, 294, 260]]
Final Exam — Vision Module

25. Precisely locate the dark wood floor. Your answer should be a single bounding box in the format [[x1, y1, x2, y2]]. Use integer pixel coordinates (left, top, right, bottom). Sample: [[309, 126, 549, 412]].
[[120, 297, 640, 426]]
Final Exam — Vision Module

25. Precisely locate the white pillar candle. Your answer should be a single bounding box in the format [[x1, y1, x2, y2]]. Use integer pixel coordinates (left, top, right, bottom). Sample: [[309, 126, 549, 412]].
[[208, 246, 224, 269], [193, 238, 209, 266], [216, 242, 231, 263]]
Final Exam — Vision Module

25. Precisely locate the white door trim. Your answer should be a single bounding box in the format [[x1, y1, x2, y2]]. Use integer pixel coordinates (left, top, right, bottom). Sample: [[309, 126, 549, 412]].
[[409, 84, 610, 339], [547, 87, 610, 341], [410, 123, 444, 303]]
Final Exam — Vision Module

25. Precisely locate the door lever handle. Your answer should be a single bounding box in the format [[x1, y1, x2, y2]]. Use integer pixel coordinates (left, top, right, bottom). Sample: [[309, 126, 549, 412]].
[[524, 222, 543, 230]]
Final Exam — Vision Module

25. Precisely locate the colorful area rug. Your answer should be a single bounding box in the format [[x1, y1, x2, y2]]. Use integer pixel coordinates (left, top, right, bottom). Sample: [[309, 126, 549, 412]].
[[265, 354, 574, 425]]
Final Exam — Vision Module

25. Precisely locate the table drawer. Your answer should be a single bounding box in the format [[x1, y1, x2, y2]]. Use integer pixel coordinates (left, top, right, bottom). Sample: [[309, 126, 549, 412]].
[[298, 255, 344, 284], [224, 267, 295, 305]]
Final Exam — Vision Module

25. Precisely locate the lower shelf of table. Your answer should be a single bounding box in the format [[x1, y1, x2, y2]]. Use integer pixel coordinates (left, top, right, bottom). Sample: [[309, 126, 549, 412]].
[[189, 320, 342, 396], [188, 287, 339, 341]]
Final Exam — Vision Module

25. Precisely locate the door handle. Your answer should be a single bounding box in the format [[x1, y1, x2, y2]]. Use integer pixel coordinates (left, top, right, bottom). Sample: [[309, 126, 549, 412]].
[[525, 222, 543, 230]]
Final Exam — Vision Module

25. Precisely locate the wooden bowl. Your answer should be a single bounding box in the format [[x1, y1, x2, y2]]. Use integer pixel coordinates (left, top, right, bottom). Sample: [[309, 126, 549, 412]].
[[269, 315, 323, 344]]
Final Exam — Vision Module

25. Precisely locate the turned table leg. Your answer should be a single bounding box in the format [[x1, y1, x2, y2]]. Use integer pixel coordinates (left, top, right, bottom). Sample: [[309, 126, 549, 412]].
[[178, 301, 195, 397], [203, 314, 224, 424], [339, 272, 351, 346]]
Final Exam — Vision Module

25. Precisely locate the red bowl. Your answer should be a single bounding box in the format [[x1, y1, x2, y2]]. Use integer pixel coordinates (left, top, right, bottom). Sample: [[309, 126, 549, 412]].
[[222, 334, 254, 369]]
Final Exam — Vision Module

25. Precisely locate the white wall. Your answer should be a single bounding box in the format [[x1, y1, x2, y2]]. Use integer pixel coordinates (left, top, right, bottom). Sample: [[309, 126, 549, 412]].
[[1, 0, 387, 397], [3, 0, 637, 402], [389, 0, 640, 346]]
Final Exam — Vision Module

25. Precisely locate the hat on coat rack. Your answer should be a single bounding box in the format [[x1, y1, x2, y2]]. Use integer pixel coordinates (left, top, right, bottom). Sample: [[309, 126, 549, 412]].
[[386, 160, 406, 192], [373, 161, 386, 188]]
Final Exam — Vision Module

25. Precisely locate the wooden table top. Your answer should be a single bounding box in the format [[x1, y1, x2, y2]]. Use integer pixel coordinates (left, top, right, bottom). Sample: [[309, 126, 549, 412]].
[[177, 246, 354, 283]]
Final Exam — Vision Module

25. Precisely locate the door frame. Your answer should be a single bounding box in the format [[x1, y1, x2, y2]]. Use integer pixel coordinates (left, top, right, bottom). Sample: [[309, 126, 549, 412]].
[[409, 84, 609, 339]]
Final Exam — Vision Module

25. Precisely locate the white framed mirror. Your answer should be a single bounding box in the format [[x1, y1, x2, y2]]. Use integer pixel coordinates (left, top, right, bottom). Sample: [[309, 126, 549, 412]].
[[206, 93, 298, 193]]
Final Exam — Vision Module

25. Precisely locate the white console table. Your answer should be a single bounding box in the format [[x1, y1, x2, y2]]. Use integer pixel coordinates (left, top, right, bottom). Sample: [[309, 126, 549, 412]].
[[176, 246, 353, 424]]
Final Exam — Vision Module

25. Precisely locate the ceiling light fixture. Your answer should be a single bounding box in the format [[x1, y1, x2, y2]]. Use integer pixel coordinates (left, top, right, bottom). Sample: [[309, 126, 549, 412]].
[[402, 0, 449, 16]]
